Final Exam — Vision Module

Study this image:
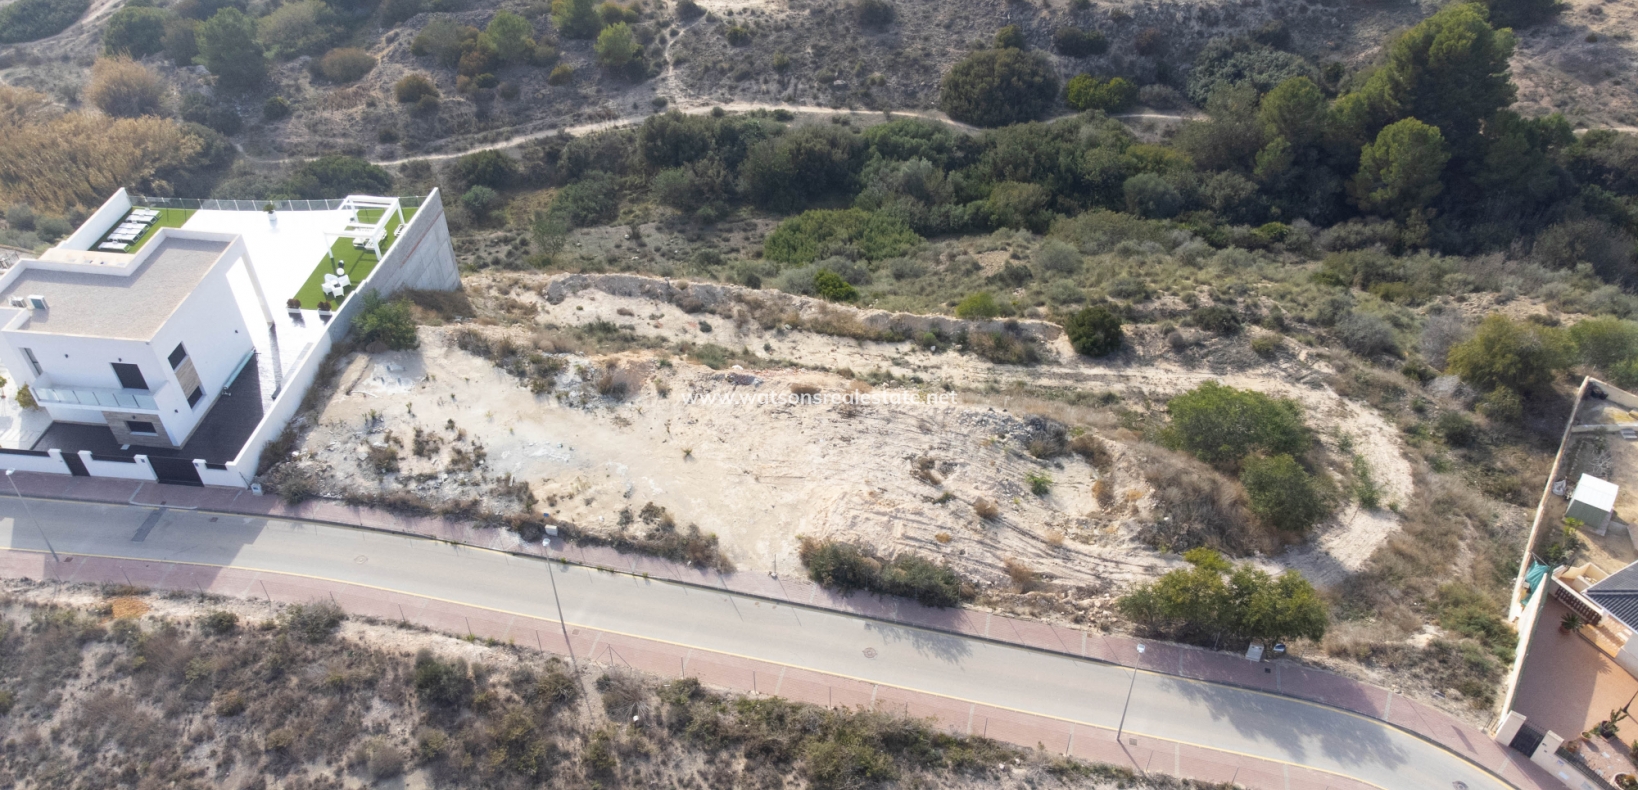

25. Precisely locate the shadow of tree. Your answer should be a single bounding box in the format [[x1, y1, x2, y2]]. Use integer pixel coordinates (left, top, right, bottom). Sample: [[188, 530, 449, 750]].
[[863, 620, 974, 664]]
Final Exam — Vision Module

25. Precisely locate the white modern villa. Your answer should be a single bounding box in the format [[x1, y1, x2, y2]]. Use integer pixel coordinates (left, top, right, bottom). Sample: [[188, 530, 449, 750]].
[[0, 188, 458, 487]]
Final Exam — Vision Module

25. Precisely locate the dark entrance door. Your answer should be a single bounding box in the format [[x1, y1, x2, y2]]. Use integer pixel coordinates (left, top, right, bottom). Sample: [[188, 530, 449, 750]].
[[149, 456, 202, 486], [62, 453, 89, 476], [1509, 723, 1545, 756]]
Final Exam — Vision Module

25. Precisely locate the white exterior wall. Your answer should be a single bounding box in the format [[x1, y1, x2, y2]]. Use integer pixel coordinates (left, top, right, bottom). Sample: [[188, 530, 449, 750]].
[[0, 332, 153, 392], [148, 258, 254, 444]]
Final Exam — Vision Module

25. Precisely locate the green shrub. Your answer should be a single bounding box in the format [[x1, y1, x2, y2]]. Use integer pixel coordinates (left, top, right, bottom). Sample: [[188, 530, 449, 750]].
[[1334, 312, 1398, 357], [263, 96, 291, 120], [1570, 316, 1638, 370], [486, 10, 536, 64], [1026, 471, 1053, 495], [257, 0, 337, 60], [1435, 412, 1480, 446], [553, 0, 601, 38], [450, 149, 517, 189], [938, 48, 1058, 128], [1119, 548, 1327, 646], [852, 0, 893, 28], [1240, 454, 1329, 533], [197, 8, 266, 90], [1063, 305, 1122, 357], [595, 22, 639, 68], [1065, 75, 1136, 112], [282, 155, 392, 199], [1161, 381, 1310, 468], [798, 537, 965, 607], [1052, 27, 1107, 57], [413, 649, 474, 708], [102, 5, 168, 56], [763, 209, 920, 264], [199, 610, 239, 635], [813, 269, 858, 302], [353, 292, 420, 350], [1189, 304, 1242, 334], [460, 185, 499, 217], [0, 0, 90, 44], [1186, 37, 1317, 105], [548, 63, 575, 85], [1477, 387, 1523, 423], [317, 47, 376, 83], [281, 600, 345, 642], [954, 291, 1001, 319], [394, 73, 439, 103], [1446, 314, 1572, 394], [1122, 173, 1182, 218], [548, 171, 618, 227], [993, 24, 1025, 49]]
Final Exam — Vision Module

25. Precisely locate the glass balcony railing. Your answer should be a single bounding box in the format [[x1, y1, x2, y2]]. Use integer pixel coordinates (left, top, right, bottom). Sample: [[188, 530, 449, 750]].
[[32, 386, 158, 412]]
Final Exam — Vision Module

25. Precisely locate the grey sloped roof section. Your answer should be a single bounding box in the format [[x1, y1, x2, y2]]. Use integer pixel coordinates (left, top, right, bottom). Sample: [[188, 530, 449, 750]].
[[0, 237, 228, 340], [1587, 562, 1638, 629]]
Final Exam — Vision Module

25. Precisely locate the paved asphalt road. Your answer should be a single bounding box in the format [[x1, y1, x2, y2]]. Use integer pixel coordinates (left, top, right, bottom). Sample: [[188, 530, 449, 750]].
[[0, 498, 1503, 790]]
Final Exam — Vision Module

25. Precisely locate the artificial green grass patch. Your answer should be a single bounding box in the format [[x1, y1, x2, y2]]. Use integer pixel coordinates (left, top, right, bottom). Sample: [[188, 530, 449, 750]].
[[95, 208, 195, 253], [290, 207, 415, 309]]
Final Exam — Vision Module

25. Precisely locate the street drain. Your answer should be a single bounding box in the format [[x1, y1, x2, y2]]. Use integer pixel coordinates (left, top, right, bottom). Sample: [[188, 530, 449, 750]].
[[863, 647, 877, 659]]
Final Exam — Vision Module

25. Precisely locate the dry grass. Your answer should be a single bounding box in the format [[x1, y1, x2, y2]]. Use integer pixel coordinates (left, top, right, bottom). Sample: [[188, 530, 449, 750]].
[[1044, 529, 1066, 548], [973, 498, 1000, 520], [0, 85, 201, 212], [595, 362, 647, 401], [1069, 433, 1114, 470], [1002, 557, 1042, 592], [1134, 444, 1270, 556], [790, 382, 821, 396]]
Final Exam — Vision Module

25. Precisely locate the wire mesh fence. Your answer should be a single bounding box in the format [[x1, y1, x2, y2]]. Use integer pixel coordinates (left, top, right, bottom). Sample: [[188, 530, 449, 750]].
[[129, 196, 425, 212]]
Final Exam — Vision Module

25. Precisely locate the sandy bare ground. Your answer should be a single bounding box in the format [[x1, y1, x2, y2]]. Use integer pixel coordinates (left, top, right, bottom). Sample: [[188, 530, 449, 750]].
[[287, 273, 1413, 594]]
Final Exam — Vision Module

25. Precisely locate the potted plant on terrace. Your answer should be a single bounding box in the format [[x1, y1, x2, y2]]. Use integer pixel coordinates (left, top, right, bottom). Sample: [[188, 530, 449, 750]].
[[1563, 612, 1585, 633], [317, 300, 333, 320]]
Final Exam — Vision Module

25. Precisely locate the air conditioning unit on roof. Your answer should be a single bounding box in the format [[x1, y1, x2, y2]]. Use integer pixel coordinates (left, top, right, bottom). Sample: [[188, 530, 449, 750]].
[[27, 295, 47, 310]]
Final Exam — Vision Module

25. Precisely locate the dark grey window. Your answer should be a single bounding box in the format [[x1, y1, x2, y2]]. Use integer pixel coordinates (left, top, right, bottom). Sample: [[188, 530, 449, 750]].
[[126, 421, 157, 436], [112, 363, 148, 390], [168, 343, 188, 369], [22, 348, 40, 376], [187, 386, 203, 408]]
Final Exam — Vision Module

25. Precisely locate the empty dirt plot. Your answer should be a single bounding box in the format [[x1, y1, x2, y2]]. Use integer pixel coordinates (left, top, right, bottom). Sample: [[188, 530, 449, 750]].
[[280, 273, 1414, 599]]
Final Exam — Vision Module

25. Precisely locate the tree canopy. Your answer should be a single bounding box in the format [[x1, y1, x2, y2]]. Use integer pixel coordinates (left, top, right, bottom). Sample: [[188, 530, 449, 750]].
[[938, 48, 1058, 128]]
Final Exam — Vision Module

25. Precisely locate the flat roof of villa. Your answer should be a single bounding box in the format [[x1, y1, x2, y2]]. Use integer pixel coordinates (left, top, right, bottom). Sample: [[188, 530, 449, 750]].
[[0, 237, 230, 340]]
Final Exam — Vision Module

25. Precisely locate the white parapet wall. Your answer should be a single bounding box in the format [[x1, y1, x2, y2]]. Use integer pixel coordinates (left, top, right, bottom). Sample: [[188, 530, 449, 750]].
[[54, 189, 134, 253], [0, 448, 72, 475]]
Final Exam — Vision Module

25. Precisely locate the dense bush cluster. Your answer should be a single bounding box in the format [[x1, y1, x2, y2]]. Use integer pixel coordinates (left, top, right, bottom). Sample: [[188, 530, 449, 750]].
[[1120, 548, 1328, 648], [798, 537, 968, 607], [1161, 382, 1332, 534], [0, 0, 90, 44]]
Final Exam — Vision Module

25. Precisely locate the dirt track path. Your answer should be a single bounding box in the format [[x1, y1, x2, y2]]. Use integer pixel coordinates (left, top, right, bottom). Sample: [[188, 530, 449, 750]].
[[233, 106, 1196, 166]]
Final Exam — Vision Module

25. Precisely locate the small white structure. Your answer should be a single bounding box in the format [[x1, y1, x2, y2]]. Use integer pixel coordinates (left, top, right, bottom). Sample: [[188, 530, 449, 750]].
[[1568, 473, 1620, 530], [0, 232, 263, 449]]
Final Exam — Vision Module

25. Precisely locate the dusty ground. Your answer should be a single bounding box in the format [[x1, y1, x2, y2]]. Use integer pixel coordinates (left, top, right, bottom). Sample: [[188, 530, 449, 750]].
[[284, 272, 1414, 598]]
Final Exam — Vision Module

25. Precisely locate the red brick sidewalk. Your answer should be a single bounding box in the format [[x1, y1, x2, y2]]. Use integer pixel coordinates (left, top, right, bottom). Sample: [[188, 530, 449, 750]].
[[0, 474, 1563, 789]]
